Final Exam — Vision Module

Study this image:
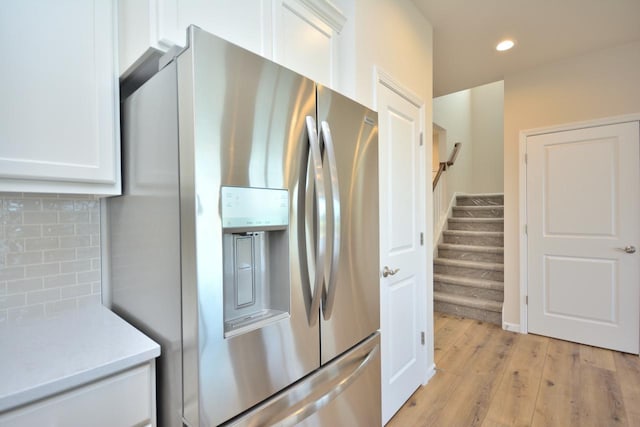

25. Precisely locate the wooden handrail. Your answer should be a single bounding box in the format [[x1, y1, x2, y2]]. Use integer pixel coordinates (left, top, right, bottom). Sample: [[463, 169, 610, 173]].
[[432, 142, 461, 190]]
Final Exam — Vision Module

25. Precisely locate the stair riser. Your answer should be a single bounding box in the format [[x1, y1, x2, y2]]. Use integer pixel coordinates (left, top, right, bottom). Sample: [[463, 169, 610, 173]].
[[434, 301, 502, 325], [435, 281, 504, 302], [438, 249, 504, 263], [448, 221, 503, 232], [456, 196, 504, 206], [435, 264, 504, 281], [443, 234, 504, 246], [452, 208, 503, 218]]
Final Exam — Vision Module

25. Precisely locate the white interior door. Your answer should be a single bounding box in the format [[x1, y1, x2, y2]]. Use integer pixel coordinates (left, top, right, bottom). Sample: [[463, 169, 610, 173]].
[[377, 82, 426, 424], [527, 121, 640, 354]]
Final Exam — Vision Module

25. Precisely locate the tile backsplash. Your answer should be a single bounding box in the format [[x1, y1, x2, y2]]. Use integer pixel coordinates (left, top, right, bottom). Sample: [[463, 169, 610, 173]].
[[0, 193, 102, 326]]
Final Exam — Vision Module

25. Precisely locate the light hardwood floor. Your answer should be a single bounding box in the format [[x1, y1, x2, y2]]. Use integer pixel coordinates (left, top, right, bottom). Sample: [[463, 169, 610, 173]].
[[387, 312, 640, 427]]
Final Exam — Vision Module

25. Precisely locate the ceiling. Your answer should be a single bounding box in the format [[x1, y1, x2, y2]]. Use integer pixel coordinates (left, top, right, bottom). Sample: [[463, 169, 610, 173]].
[[413, 0, 640, 97]]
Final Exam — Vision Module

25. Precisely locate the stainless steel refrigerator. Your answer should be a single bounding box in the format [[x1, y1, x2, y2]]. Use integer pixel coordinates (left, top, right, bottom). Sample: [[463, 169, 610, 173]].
[[108, 26, 380, 427]]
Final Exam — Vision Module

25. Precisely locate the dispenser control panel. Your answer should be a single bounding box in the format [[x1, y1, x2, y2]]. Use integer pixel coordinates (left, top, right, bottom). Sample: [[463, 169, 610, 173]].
[[221, 186, 289, 230]]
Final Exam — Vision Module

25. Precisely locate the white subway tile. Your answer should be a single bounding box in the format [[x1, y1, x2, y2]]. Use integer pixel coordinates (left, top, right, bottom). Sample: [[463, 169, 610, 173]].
[[28, 288, 61, 305], [61, 283, 92, 299], [6, 251, 42, 266], [0, 282, 6, 295], [25, 237, 59, 251], [76, 247, 100, 260], [23, 211, 58, 225], [43, 273, 77, 288], [0, 309, 6, 327], [60, 235, 90, 249], [91, 259, 101, 270], [1, 211, 23, 224], [78, 294, 101, 308], [25, 263, 60, 278], [5, 199, 42, 211], [2, 238, 25, 253], [78, 270, 101, 283], [5, 225, 41, 238], [92, 282, 102, 294], [74, 200, 99, 211], [61, 260, 92, 273], [42, 199, 75, 211], [42, 224, 75, 236], [75, 223, 99, 235], [90, 234, 100, 246], [0, 293, 26, 309], [43, 248, 75, 263], [7, 278, 43, 294], [59, 212, 89, 224], [0, 266, 25, 281]]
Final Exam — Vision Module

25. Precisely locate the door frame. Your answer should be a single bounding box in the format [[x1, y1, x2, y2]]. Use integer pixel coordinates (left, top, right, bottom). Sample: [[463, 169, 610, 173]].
[[373, 67, 434, 384], [518, 112, 640, 334]]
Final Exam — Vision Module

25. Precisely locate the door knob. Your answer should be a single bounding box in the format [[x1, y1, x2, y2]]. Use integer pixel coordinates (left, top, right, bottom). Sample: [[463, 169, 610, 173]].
[[382, 266, 400, 277], [622, 245, 636, 254]]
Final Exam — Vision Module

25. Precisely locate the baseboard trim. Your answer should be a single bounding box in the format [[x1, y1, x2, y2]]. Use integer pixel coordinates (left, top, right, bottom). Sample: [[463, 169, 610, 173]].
[[423, 363, 437, 386], [502, 321, 521, 333]]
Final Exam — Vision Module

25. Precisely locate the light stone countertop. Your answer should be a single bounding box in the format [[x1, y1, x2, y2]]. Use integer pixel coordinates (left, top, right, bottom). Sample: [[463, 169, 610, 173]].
[[0, 304, 160, 413]]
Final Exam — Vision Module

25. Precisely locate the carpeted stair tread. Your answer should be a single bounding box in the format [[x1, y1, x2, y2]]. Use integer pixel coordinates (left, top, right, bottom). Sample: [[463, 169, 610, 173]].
[[434, 291, 503, 312], [438, 243, 504, 254], [434, 273, 504, 291], [434, 257, 504, 272], [448, 218, 504, 224], [443, 230, 504, 237]]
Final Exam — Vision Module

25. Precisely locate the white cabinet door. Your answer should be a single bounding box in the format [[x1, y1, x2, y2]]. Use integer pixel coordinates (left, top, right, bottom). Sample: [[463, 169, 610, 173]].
[[527, 121, 640, 354], [119, 0, 273, 75], [273, 0, 345, 88], [0, 363, 156, 427], [0, 0, 120, 195], [118, 0, 345, 89]]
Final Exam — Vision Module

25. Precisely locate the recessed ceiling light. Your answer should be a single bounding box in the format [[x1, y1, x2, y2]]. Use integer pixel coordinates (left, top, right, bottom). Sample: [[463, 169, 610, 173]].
[[496, 39, 515, 51]]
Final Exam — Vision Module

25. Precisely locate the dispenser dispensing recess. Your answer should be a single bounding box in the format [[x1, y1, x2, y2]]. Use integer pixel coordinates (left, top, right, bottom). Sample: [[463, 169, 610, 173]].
[[221, 186, 290, 338]]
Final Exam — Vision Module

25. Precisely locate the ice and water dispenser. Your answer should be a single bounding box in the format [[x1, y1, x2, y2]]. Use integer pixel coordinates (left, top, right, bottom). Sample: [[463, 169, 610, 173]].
[[221, 186, 290, 338]]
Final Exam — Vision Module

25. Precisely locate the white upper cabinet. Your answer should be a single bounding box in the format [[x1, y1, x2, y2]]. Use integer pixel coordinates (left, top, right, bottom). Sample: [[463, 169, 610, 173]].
[[118, 0, 345, 87], [0, 0, 120, 195], [273, 0, 345, 87]]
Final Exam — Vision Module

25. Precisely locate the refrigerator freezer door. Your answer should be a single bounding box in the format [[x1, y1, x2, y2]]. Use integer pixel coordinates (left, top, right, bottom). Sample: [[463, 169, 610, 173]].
[[317, 86, 380, 364], [178, 27, 320, 426], [224, 332, 381, 427]]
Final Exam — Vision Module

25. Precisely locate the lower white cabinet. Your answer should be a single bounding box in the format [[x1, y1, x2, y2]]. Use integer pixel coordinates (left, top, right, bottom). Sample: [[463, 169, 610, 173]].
[[0, 0, 120, 195], [0, 362, 156, 427]]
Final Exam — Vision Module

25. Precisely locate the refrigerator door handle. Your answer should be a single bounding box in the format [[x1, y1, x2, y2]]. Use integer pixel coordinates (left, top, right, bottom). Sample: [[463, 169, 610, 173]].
[[300, 116, 327, 326], [319, 121, 341, 320], [225, 333, 380, 427]]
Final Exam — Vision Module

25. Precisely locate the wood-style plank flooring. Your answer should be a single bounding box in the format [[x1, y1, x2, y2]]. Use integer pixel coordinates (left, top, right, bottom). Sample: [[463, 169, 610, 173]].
[[387, 312, 640, 427]]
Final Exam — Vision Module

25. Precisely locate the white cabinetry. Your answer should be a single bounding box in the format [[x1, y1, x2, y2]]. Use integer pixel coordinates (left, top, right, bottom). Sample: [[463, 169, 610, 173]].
[[0, 0, 120, 195], [0, 363, 156, 427], [118, 0, 345, 87]]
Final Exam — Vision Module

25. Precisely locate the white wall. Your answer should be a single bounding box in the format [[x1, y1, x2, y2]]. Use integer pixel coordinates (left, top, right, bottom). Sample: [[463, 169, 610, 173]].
[[433, 89, 472, 204], [471, 80, 504, 193], [503, 40, 640, 326], [433, 81, 504, 202], [336, 0, 433, 112]]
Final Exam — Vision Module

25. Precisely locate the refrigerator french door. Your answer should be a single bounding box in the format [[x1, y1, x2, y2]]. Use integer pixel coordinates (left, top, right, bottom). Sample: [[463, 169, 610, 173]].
[[109, 26, 379, 427]]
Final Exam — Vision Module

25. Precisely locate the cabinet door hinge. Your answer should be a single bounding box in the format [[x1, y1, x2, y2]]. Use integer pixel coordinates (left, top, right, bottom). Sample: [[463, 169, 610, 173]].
[[419, 132, 424, 146], [525, 153, 528, 164], [420, 232, 424, 246], [525, 296, 528, 305], [421, 331, 425, 345], [524, 224, 528, 235]]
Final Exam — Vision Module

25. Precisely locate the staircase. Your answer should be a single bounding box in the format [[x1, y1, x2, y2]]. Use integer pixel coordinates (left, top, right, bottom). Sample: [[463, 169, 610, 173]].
[[434, 194, 504, 325]]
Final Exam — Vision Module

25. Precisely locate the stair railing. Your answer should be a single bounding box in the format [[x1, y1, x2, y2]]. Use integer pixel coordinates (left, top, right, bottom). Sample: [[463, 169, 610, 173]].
[[432, 142, 461, 190], [433, 142, 461, 246]]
